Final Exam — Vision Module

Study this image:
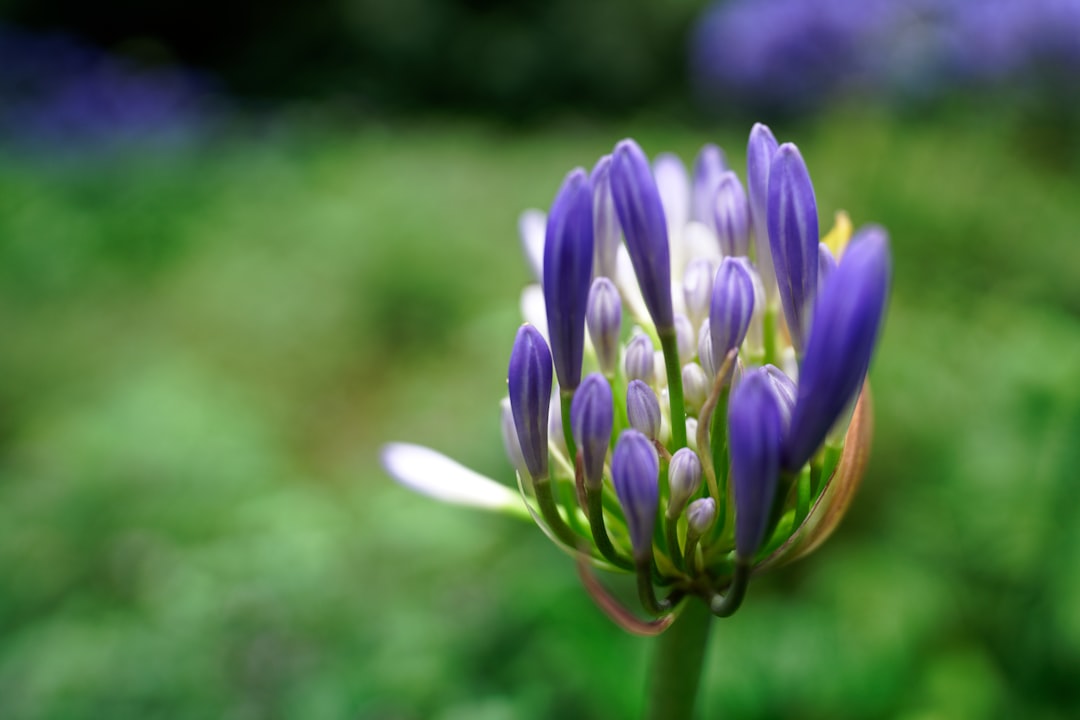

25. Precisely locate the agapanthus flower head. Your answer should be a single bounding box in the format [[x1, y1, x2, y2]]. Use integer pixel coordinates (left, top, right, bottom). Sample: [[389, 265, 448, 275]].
[[384, 125, 891, 633]]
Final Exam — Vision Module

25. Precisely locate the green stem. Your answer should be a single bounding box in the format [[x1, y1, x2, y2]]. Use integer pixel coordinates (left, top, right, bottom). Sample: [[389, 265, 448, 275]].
[[587, 486, 633, 570], [763, 305, 778, 368], [659, 329, 687, 450], [664, 512, 684, 572], [535, 478, 579, 549], [560, 390, 577, 462], [644, 597, 712, 720]]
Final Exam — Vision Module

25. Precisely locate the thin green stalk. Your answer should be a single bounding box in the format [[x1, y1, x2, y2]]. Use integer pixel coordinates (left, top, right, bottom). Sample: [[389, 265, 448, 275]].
[[763, 304, 778, 368], [534, 478, 579, 549], [587, 486, 633, 570], [644, 598, 712, 720], [658, 329, 687, 450], [560, 390, 577, 462]]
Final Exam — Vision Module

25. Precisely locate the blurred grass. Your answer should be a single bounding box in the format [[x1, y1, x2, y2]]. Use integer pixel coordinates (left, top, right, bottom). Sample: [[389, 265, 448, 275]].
[[0, 110, 1078, 719]]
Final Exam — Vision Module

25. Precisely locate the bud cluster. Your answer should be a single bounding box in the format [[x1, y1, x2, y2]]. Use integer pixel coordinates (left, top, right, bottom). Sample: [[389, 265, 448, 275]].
[[504, 125, 891, 623]]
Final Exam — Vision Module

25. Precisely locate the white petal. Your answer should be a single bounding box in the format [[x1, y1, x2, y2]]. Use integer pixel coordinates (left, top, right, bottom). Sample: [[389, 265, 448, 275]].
[[381, 443, 527, 514], [615, 246, 652, 329], [520, 285, 549, 342], [654, 153, 690, 235], [682, 221, 722, 268], [518, 209, 546, 282]]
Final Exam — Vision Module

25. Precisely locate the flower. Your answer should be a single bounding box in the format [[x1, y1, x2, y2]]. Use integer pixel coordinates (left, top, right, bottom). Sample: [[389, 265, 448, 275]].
[[382, 126, 891, 630]]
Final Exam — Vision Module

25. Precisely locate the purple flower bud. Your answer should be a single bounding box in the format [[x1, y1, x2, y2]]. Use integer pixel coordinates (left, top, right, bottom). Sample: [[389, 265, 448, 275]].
[[682, 362, 709, 415], [728, 367, 784, 561], [543, 168, 595, 391], [747, 123, 779, 296], [692, 143, 728, 227], [590, 155, 620, 279], [709, 257, 756, 363], [571, 373, 614, 489], [686, 497, 717, 536], [654, 152, 690, 233], [586, 277, 622, 375], [682, 257, 715, 331], [714, 171, 751, 257], [818, 242, 837, 298], [610, 139, 674, 331], [767, 143, 819, 352], [611, 429, 660, 561], [508, 324, 554, 480], [784, 227, 891, 470], [627, 379, 662, 440], [668, 447, 703, 515], [624, 333, 655, 384]]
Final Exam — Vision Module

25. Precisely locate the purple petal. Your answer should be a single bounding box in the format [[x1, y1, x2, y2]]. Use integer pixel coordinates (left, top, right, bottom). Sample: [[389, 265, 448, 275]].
[[571, 373, 614, 489], [784, 226, 891, 470], [728, 367, 784, 560], [767, 143, 819, 352], [507, 324, 554, 480], [610, 139, 675, 331], [611, 429, 660, 561], [543, 168, 595, 391]]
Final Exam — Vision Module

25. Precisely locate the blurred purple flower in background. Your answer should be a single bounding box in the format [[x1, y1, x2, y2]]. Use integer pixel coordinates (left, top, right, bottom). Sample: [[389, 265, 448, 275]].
[[691, 0, 1080, 114], [0, 24, 222, 152]]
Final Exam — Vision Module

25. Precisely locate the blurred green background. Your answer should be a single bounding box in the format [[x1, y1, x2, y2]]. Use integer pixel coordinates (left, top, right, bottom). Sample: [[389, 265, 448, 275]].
[[2, 1, 1080, 718]]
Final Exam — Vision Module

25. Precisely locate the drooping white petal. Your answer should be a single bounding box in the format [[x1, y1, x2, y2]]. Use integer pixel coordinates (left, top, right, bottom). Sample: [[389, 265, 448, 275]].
[[518, 209, 546, 282], [381, 443, 528, 516]]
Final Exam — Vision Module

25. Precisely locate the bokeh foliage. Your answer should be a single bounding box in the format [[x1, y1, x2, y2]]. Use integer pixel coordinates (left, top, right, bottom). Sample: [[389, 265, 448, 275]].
[[1, 107, 1079, 718]]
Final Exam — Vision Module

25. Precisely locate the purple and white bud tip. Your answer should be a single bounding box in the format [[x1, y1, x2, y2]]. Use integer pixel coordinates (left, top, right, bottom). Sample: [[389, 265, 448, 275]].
[[709, 256, 756, 366], [668, 447, 703, 517], [624, 333, 656, 384], [714, 171, 751, 257], [571, 373, 614, 489], [626, 379, 662, 440], [686, 497, 717, 538], [586, 277, 622, 376]]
